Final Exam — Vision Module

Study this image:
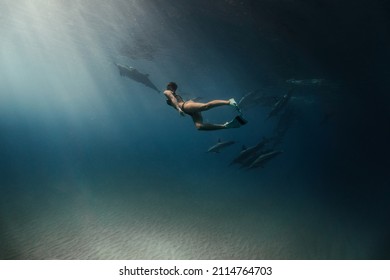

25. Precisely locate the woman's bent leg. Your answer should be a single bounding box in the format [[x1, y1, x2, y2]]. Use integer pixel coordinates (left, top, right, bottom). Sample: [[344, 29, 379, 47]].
[[195, 122, 226, 131], [191, 112, 226, 131]]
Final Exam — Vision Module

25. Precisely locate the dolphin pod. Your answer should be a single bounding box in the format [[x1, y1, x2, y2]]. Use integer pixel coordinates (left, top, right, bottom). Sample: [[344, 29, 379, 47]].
[[230, 137, 269, 166]]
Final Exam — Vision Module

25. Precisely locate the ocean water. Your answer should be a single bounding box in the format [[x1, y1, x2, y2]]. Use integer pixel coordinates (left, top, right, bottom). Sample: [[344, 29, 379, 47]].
[[0, 0, 389, 259]]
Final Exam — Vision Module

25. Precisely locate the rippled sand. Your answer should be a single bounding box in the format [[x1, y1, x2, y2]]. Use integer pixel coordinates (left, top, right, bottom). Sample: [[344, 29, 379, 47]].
[[0, 178, 380, 260]]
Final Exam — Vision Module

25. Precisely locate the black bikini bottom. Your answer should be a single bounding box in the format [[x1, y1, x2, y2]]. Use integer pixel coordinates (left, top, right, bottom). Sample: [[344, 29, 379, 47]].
[[181, 101, 194, 116]]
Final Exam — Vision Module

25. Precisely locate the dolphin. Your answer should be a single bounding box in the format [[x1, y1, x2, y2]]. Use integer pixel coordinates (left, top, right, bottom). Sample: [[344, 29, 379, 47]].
[[207, 139, 236, 153], [248, 150, 283, 169], [115, 63, 160, 93], [239, 148, 273, 168], [238, 89, 279, 111], [266, 88, 294, 120], [230, 137, 269, 165], [286, 78, 324, 86]]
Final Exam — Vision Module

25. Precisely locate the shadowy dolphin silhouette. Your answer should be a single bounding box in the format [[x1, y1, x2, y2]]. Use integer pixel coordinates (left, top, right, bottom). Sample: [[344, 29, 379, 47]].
[[230, 137, 269, 166], [207, 139, 236, 153], [116, 63, 160, 93], [248, 150, 283, 169]]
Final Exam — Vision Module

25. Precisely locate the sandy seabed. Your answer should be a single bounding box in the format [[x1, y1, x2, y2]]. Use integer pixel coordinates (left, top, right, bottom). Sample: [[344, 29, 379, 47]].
[[0, 177, 381, 260]]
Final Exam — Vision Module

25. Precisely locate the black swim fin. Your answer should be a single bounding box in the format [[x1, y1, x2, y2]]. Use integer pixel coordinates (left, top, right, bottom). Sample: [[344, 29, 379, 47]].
[[235, 115, 248, 125]]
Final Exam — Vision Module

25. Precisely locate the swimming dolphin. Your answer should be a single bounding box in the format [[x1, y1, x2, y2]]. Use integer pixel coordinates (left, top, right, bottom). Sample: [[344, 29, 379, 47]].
[[230, 137, 269, 165], [266, 88, 294, 120], [116, 63, 160, 93], [248, 150, 283, 169], [286, 78, 324, 86], [238, 89, 279, 111], [207, 139, 236, 153]]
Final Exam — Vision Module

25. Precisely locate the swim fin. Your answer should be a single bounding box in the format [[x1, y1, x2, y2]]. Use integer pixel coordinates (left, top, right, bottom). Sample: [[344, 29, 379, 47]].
[[229, 98, 242, 114], [235, 115, 248, 125], [224, 115, 248, 129]]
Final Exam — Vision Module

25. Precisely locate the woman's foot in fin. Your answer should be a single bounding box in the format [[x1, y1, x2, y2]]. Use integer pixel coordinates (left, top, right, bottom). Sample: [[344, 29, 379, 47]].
[[229, 98, 242, 114], [229, 98, 238, 107], [224, 115, 248, 129]]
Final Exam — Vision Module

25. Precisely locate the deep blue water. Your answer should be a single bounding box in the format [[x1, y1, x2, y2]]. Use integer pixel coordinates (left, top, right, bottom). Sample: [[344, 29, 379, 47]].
[[0, 0, 389, 259]]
